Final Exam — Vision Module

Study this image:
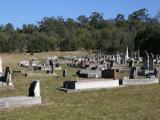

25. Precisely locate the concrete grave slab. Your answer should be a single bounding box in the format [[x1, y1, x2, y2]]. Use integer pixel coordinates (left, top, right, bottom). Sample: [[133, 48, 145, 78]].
[[59, 79, 120, 93], [0, 96, 41, 108], [121, 78, 159, 85]]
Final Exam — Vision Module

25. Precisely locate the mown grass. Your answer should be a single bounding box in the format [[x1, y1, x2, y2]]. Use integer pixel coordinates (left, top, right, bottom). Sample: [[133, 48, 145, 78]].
[[0, 52, 160, 120]]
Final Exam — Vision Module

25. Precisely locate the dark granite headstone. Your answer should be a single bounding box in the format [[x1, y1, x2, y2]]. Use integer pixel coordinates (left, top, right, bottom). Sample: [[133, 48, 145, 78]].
[[63, 81, 76, 89], [129, 67, 137, 79], [129, 60, 134, 67], [149, 53, 154, 70], [102, 69, 116, 80], [49, 60, 54, 73], [154, 68, 158, 77]]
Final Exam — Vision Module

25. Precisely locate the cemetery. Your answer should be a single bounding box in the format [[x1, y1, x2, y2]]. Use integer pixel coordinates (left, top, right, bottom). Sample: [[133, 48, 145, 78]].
[[0, 0, 159, 119], [0, 50, 160, 119]]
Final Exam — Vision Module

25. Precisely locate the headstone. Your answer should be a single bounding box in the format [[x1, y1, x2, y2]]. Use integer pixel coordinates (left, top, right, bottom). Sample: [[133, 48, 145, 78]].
[[143, 51, 149, 70], [4, 66, 13, 87], [110, 61, 114, 68], [125, 46, 129, 60], [29, 80, 40, 97], [121, 54, 125, 64], [49, 60, 54, 73], [0, 57, 2, 77], [63, 69, 67, 77], [129, 67, 137, 79], [102, 69, 117, 80], [28, 60, 32, 70], [129, 60, 134, 67], [115, 53, 121, 64], [154, 68, 158, 77], [149, 53, 154, 70]]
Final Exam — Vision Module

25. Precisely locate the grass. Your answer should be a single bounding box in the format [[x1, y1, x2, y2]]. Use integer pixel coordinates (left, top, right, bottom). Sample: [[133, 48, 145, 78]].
[[0, 52, 160, 120]]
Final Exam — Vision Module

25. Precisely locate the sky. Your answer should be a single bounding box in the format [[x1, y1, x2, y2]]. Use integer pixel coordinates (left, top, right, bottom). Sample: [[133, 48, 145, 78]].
[[0, 0, 159, 28]]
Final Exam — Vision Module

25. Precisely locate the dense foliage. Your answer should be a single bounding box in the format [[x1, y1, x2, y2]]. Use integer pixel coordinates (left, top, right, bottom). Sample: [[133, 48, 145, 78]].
[[0, 8, 160, 54]]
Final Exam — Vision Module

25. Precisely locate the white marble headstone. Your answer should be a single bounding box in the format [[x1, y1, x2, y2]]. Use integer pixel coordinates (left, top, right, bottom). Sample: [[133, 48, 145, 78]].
[[34, 80, 40, 97], [125, 46, 129, 60], [29, 80, 40, 97]]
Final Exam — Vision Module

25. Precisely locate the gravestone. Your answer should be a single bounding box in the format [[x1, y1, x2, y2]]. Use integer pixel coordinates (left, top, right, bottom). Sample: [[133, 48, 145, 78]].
[[149, 53, 154, 70], [115, 53, 121, 64], [102, 69, 116, 80], [137, 49, 140, 58], [63, 69, 67, 77], [121, 55, 125, 64], [28, 60, 32, 70], [29, 80, 40, 97], [143, 51, 149, 70], [110, 61, 114, 68], [0, 57, 2, 77], [154, 68, 158, 77], [125, 46, 129, 60], [129, 67, 137, 79], [4, 66, 13, 87], [49, 60, 54, 73], [129, 60, 134, 67]]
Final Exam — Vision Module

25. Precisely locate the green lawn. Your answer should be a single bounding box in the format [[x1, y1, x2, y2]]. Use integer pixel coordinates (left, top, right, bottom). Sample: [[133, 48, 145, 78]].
[[0, 52, 160, 120]]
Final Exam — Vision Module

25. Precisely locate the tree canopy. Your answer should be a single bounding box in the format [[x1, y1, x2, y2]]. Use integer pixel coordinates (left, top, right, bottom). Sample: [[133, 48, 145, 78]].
[[0, 8, 159, 54]]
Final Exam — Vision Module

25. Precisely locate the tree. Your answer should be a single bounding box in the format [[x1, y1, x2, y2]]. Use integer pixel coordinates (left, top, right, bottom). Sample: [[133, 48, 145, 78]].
[[115, 14, 126, 27], [89, 12, 104, 29], [4, 23, 14, 32], [128, 8, 149, 30]]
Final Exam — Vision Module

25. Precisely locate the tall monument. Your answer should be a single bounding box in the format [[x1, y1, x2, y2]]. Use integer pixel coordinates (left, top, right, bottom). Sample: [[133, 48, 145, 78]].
[[125, 46, 129, 60]]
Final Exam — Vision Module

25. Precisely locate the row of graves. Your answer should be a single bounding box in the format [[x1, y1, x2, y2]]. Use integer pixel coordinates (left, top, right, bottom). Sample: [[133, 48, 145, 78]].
[[18, 56, 61, 77], [0, 49, 160, 108], [0, 57, 41, 108], [59, 48, 160, 93]]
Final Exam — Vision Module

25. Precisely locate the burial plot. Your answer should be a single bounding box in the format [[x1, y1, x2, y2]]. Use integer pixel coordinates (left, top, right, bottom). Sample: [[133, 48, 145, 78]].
[[79, 70, 102, 78], [60, 79, 120, 93], [0, 80, 41, 108], [121, 78, 159, 86]]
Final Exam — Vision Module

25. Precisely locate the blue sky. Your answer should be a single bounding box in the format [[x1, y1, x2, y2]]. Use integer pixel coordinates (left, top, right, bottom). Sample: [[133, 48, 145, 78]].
[[0, 0, 159, 28]]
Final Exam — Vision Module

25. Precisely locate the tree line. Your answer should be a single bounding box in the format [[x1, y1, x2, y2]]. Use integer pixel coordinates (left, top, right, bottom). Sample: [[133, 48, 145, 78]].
[[0, 8, 160, 54]]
